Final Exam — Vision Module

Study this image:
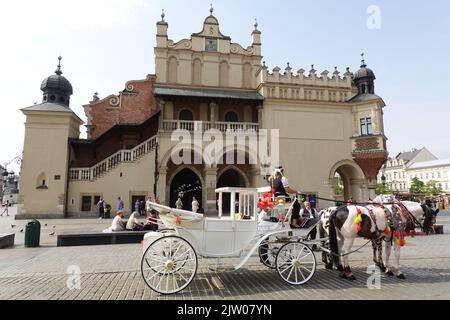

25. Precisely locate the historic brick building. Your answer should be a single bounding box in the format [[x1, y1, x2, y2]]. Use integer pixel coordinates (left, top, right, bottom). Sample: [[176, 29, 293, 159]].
[[18, 8, 388, 218]]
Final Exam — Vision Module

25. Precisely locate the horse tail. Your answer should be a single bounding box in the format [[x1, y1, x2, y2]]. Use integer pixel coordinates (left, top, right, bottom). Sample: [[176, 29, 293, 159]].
[[328, 210, 340, 267]]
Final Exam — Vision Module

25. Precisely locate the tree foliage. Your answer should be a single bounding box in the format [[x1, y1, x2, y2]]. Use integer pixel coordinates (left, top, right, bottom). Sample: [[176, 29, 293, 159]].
[[333, 176, 344, 196], [409, 177, 425, 194], [425, 180, 442, 196], [376, 183, 392, 195]]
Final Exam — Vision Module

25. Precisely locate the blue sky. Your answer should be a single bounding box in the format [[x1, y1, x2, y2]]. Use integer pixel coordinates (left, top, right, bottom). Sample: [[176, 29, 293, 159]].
[[1, 0, 449, 173]]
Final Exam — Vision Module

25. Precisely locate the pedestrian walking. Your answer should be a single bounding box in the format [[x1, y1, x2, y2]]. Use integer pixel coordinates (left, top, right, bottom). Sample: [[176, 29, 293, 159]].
[[97, 198, 105, 219], [1, 200, 10, 217], [139, 199, 145, 217], [135, 199, 141, 216], [117, 197, 124, 211]]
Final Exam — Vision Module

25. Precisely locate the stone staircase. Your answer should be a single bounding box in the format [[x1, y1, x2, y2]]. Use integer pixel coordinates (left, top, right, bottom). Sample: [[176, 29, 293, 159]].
[[69, 135, 158, 181]]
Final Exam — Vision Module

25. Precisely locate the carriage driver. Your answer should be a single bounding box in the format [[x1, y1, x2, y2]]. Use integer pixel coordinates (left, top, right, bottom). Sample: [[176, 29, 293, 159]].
[[268, 166, 299, 197]]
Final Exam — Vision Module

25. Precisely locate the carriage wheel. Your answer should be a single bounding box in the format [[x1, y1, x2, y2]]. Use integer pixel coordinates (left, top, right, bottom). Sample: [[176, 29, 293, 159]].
[[258, 238, 280, 269], [141, 235, 197, 295], [275, 242, 316, 285]]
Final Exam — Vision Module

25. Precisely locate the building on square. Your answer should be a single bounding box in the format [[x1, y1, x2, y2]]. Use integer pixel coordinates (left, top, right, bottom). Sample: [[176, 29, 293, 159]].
[[17, 8, 388, 218]]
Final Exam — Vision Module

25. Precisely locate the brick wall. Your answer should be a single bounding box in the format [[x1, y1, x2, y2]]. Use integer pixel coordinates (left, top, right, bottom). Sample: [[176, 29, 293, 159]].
[[85, 76, 159, 140]]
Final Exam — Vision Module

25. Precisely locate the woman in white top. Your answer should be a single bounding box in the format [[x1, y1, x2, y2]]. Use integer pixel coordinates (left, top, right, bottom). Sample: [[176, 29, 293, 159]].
[[111, 211, 125, 231], [126, 211, 143, 231]]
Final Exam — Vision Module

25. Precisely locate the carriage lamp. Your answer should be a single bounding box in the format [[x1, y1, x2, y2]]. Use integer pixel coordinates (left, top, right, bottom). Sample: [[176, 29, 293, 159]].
[[381, 174, 386, 186]]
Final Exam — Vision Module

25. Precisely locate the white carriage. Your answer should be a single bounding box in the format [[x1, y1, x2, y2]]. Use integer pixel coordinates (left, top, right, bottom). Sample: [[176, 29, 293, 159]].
[[140, 187, 319, 295]]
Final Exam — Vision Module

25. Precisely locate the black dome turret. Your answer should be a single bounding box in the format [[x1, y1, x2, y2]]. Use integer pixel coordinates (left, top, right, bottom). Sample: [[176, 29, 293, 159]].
[[40, 56, 73, 106], [353, 52, 376, 95]]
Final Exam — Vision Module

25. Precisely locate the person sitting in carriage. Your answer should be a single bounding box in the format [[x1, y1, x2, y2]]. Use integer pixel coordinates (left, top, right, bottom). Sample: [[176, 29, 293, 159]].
[[299, 201, 318, 240]]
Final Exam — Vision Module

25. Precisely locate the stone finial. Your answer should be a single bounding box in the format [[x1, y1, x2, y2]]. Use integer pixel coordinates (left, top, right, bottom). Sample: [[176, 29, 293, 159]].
[[161, 9, 166, 21], [360, 50, 367, 68], [285, 62, 292, 72], [93, 92, 99, 102], [333, 66, 340, 78], [344, 67, 353, 79], [309, 64, 317, 76], [210, 3, 214, 15], [262, 61, 268, 70], [55, 56, 63, 76], [254, 18, 258, 30]]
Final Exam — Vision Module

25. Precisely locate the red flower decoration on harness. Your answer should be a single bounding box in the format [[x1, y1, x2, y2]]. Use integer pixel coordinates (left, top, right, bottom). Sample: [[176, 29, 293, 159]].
[[175, 215, 182, 225]]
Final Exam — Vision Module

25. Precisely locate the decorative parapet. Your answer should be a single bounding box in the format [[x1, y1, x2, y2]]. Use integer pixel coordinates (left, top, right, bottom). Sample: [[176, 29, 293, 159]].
[[257, 62, 357, 102], [230, 43, 255, 56]]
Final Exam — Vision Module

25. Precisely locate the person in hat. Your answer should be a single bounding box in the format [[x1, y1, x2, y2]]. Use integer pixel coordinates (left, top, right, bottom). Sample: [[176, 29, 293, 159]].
[[269, 166, 299, 197]]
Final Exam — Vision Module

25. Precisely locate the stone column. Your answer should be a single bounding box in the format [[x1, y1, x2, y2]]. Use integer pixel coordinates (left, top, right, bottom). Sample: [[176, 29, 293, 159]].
[[158, 100, 166, 131], [350, 178, 366, 203], [157, 166, 168, 205], [204, 167, 218, 216], [209, 102, 218, 123]]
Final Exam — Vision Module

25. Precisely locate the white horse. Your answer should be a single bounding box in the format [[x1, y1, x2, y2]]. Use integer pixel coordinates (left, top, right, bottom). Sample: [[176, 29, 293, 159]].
[[324, 205, 388, 280], [371, 195, 435, 278], [320, 195, 432, 280]]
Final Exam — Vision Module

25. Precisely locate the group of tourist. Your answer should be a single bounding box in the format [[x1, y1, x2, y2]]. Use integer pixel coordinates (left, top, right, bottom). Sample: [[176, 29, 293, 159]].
[[106, 209, 159, 233], [101, 195, 161, 233]]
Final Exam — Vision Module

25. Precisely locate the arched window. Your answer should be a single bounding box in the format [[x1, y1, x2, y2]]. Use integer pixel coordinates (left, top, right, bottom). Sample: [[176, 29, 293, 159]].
[[179, 109, 194, 121], [36, 172, 48, 189], [224, 111, 238, 122], [192, 59, 202, 85], [168, 57, 178, 83]]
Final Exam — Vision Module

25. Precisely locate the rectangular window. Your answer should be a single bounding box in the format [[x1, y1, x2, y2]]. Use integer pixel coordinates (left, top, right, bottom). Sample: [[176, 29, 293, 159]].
[[81, 196, 92, 212], [360, 117, 372, 135], [366, 117, 373, 135]]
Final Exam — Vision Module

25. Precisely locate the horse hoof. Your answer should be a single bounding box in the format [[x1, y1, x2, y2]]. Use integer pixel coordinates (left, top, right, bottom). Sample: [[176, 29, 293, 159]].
[[397, 274, 405, 280], [379, 265, 386, 272], [386, 270, 394, 277], [325, 263, 333, 270]]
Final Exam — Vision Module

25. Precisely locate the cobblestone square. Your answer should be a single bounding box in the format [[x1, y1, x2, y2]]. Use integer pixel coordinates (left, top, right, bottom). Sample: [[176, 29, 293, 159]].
[[1, 207, 449, 300]]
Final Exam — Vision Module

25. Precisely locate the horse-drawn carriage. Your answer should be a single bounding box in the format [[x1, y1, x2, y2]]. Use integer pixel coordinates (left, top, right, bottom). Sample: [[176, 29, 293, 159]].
[[140, 187, 438, 294], [140, 187, 320, 295]]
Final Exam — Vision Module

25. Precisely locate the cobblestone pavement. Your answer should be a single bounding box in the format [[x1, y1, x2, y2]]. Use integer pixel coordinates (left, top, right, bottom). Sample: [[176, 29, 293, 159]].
[[1, 207, 450, 300]]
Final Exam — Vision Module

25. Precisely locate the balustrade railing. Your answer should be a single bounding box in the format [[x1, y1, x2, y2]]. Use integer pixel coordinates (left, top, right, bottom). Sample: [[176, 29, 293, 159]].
[[70, 135, 157, 181]]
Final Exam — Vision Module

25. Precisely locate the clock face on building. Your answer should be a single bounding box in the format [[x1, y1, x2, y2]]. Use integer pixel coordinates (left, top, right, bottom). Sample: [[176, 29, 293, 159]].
[[205, 38, 218, 52]]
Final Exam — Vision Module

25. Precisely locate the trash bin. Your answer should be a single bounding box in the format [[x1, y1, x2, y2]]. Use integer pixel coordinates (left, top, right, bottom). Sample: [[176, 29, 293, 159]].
[[25, 219, 41, 247]]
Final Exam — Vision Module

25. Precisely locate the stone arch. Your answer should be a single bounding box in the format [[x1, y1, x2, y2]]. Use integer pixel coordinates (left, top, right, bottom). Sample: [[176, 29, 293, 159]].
[[178, 108, 194, 121], [36, 172, 48, 189], [160, 143, 212, 169], [168, 166, 205, 210], [329, 160, 366, 203], [214, 145, 259, 168], [217, 165, 250, 188], [224, 110, 239, 122]]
